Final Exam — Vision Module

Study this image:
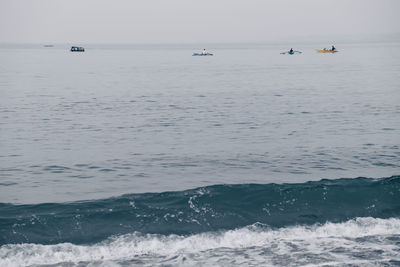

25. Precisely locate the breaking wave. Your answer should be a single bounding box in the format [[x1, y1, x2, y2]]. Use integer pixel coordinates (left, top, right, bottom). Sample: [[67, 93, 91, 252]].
[[1, 176, 399, 266]]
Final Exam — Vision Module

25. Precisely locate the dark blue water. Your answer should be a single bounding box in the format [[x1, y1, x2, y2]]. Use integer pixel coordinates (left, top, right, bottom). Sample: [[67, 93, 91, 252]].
[[1, 176, 399, 246]]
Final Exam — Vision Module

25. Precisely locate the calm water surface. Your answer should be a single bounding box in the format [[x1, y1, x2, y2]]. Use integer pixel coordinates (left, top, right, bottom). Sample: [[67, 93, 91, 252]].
[[0, 42, 399, 203]]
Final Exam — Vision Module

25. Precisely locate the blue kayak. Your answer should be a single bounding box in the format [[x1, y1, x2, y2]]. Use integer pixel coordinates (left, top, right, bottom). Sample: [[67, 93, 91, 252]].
[[280, 50, 302, 55], [193, 53, 213, 56]]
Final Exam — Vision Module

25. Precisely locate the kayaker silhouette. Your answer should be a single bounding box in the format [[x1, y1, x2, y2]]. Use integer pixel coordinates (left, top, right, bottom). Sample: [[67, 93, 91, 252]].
[[289, 48, 294, 53], [202, 49, 207, 55], [331, 45, 336, 51]]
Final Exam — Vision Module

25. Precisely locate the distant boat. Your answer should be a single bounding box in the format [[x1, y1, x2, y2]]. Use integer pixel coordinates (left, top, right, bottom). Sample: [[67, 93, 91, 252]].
[[70, 46, 85, 52], [316, 49, 338, 53], [280, 50, 302, 55], [193, 49, 213, 56], [43, 45, 54, 47], [192, 53, 213, 56]]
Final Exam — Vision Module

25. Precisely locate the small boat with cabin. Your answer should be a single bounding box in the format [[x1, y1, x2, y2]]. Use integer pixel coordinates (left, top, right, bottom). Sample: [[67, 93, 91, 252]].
[[70, 46, 85, 52]]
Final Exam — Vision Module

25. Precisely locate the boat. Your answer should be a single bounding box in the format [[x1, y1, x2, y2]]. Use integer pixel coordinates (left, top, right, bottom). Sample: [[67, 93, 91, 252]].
[[70, 46, 85, 52], [193, 53, 213, 56], [317, 49, 338, 53], [281, 50, 302, 55]]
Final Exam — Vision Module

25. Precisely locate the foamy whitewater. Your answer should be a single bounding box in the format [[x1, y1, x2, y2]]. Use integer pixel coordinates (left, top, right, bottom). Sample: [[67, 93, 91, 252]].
[[1, 42, 399, 266], [1, 218, 400, 267]]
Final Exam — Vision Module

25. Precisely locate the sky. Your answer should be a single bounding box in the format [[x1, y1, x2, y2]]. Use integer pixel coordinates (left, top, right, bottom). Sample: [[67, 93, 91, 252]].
[[0, 0, 399, 44]]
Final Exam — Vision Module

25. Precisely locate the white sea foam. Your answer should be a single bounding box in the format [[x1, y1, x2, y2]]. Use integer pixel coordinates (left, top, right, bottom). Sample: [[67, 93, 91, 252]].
[[1, 217, 399, 267]]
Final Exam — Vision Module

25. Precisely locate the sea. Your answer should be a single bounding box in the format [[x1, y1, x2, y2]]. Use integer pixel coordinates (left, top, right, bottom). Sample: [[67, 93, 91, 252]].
[[0, 41, 399, 266]]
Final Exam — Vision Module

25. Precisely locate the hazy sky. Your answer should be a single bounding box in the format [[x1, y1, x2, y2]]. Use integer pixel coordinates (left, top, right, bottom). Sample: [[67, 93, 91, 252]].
[[1, 0, 399, 44]]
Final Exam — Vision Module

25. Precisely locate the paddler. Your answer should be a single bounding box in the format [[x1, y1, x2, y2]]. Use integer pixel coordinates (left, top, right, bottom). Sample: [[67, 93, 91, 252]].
[[289, 48, 294, 53], [202, 49, 207, 55], [331, 45, 336, 51]]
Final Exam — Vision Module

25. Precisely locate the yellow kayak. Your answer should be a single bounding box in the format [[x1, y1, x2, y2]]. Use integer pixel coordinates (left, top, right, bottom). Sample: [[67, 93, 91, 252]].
[[317, 49, 338, 53]]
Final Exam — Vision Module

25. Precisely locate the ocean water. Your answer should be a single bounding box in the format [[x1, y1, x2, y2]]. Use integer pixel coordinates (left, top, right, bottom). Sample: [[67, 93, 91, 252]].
[[0, 42, 399, 266]]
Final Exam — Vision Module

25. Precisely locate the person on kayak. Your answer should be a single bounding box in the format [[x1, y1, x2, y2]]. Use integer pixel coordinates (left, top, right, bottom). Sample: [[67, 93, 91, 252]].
[[202, 49, 207, 55], [289, 48, 293, 53], [331, 45, 336, 51]]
